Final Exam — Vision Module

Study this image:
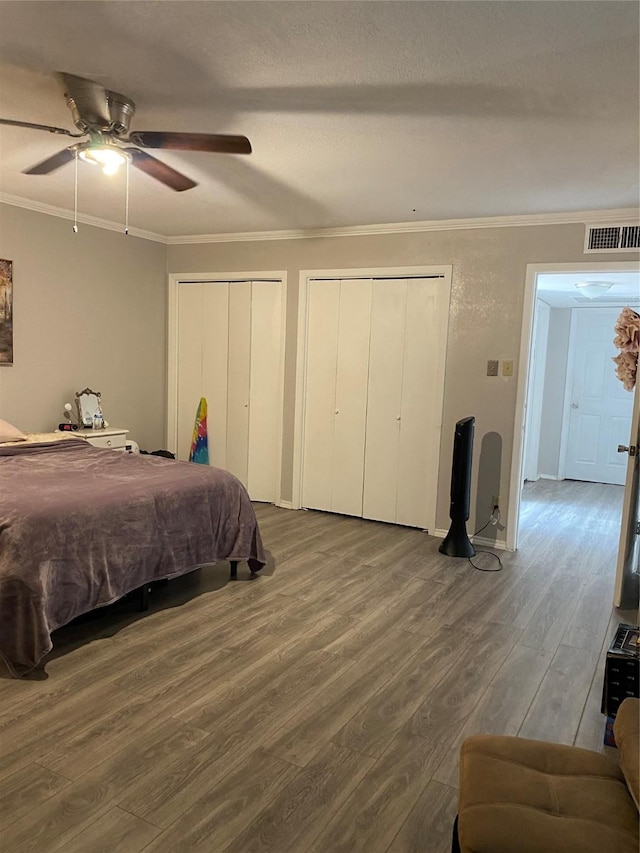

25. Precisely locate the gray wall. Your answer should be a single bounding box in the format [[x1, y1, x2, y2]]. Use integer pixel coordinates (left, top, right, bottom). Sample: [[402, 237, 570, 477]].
[[2, 200, 632, 546], [539, 307, 572, 478], [167, 223, 632, 542], [0, 204, 167, 449]]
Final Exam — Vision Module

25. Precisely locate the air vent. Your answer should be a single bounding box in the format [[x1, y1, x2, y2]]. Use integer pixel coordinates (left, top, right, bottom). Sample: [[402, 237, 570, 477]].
[[585, 223, 640, 253], [621, 225, 640, 248]]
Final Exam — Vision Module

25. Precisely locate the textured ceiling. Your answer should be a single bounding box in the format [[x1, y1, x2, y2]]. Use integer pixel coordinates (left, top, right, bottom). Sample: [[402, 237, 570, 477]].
[[0, 0, 638, 237]]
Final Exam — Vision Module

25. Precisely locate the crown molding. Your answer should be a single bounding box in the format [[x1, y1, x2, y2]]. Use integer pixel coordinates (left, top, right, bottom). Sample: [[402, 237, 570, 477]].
[[1, 191, 637, 246], [0, 192, 167, 243], [166, 207, 640, 245]]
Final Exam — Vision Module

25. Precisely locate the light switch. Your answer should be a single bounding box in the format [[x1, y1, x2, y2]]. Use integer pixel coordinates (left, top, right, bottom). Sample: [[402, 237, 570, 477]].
[[487, 360, 499, 376], [502, 359, 514, 377]]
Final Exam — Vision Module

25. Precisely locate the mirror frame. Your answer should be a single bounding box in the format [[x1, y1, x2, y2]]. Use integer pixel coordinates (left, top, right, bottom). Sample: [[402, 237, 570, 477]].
[[75, 387, 103, 428]]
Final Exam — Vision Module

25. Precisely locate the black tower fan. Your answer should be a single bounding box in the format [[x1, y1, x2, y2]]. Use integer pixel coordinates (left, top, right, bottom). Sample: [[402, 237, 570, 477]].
[[439, 416, 476, 557]]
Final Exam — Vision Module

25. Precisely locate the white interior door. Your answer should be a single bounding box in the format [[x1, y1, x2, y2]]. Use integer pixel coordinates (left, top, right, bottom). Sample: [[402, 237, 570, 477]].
[[176, 278, 283, 502], [302, 281, 340, 512], [395, 279, 449, 528], [363, 280, 406, 523], [226, 281, 252, 486], [177, 284, 204, 462], [565, 308, 633, 485], [302, 279, 371, 515], [300, 272, 449, 531], [202, 283, 229, 470], [332, 280, 372, 516], [247, 281, 283, 502], [614, 382, 639, 608]]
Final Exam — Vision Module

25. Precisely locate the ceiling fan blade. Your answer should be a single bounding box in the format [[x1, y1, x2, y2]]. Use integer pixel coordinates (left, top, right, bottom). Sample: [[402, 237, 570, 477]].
[[0, 117, 83, 137], [23, 147, 77, 175], [129, 131, 251, 155], [58, 72, 111, 128], [127, 148, 197, 192]]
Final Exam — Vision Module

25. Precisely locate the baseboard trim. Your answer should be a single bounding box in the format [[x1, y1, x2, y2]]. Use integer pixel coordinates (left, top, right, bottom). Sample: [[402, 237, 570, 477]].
[[539, 474, 564, 481], [275, 500, 294, 510], [268, 512, 510, 547], [433, 528, 509, 551], [473, 535, 509, 552]]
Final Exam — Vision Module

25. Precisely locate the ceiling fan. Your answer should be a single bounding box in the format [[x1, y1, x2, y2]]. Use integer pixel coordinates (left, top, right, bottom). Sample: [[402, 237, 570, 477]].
[[0, 72, 252, 191]]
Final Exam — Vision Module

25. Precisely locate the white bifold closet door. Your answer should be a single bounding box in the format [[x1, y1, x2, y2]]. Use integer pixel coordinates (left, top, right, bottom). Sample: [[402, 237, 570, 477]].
[[176, 280, 282, 503], [302, 280, 372, 516], [302, 277, 448, 530]]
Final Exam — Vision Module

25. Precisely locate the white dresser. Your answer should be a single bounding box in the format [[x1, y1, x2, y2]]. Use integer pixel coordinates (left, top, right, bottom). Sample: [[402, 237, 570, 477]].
[[76, 427, 129, 451]]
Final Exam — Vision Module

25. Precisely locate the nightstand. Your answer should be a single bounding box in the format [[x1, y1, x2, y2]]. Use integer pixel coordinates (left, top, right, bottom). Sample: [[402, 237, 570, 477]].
[[76, 427, 129, 451]]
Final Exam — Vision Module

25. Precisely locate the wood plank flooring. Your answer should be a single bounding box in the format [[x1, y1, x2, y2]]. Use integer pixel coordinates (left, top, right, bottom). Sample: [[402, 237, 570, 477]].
[[0, 478, 637, 852]]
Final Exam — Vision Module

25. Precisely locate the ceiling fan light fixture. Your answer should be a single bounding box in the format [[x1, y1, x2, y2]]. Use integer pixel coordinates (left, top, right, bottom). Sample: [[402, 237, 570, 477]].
[[79, 145, 130, 176], [4, 72, 249, 192], [574, 280, 614, 299]]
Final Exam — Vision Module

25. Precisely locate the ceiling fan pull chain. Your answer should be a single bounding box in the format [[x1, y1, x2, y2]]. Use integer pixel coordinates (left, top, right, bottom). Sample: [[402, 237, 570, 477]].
[[124, 157, 130, 235], [72, 152, 78, 234]]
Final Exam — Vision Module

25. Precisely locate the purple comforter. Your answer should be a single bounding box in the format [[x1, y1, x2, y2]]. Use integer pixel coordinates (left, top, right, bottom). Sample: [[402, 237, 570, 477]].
[[0, 440, 265, 677]]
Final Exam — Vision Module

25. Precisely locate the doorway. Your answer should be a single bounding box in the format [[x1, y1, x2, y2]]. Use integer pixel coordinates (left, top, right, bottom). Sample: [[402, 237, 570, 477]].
[[562, 307, 632, 486], [507, 262, 640, 580], [525, 303, 633, 487]]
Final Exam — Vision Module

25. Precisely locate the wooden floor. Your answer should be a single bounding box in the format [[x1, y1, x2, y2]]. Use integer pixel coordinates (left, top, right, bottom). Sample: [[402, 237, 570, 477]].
[[0, 479, 637, 852]]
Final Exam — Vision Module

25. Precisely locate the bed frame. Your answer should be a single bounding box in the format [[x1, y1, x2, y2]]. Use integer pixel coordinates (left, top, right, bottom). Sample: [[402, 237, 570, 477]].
[[137, 560, 241, 611]]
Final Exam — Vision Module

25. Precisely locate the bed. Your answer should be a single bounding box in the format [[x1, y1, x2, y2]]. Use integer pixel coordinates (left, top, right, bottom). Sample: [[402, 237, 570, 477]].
[[0, 433, 265, 677]]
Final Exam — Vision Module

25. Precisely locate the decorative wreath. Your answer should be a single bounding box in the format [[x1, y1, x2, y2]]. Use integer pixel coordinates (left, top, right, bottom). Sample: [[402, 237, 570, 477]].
[[612, 306, 640, 391]]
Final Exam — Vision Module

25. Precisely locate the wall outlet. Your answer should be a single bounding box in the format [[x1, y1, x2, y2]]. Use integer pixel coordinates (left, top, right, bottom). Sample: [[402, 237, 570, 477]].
[[502, 359, 514, 377], [487, 360, 499, 376]]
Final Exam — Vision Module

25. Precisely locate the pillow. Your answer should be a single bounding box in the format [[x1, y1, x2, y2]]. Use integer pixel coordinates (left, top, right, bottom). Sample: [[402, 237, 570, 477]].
[[22, 432, 80, 444], [0, 418, 27, 443]]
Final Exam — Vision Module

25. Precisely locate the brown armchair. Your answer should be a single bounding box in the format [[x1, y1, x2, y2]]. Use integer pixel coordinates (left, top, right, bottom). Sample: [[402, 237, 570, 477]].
[[453, 697, 639, 853]]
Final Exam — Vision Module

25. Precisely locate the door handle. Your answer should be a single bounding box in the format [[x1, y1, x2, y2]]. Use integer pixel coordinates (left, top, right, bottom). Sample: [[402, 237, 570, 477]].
[[618, 445, 637, 456], [571, 403, 579, 409]]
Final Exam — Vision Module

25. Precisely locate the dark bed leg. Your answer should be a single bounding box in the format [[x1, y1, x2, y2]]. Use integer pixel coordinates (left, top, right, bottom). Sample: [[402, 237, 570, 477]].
[[451, 815, 461, 853], [139, 584, 150, 612], [229, 561, 238, 580]]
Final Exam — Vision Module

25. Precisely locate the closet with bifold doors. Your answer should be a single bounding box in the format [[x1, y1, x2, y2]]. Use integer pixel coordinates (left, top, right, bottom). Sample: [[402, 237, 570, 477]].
[[174, 279, 284, 503], [301, 274, 450, 531]]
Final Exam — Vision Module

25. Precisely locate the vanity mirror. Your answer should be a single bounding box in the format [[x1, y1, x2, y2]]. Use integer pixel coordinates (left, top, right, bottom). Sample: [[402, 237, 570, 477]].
[[75, 387, 104, 428]]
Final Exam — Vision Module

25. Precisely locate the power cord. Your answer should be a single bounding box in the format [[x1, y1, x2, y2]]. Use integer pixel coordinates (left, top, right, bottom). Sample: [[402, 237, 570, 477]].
[[468, 506, 503, 573]]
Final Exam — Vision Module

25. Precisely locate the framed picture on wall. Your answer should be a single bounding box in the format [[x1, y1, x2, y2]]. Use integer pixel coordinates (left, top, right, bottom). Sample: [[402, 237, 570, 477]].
[[0, 259, 13, 365]]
